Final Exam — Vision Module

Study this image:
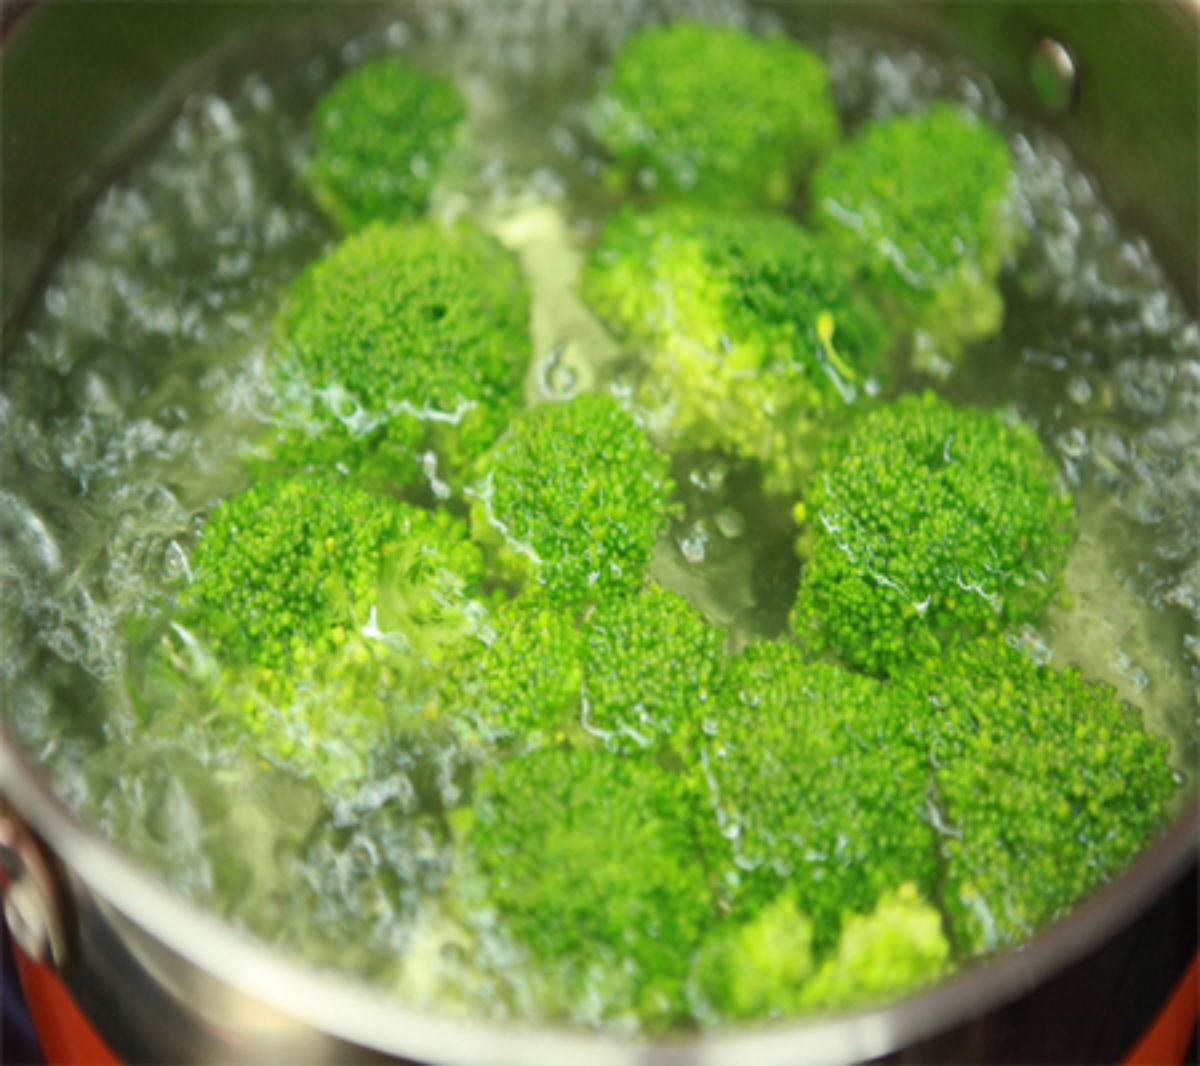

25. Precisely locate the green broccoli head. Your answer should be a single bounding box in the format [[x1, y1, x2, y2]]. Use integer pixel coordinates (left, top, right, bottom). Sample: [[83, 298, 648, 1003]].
[[592, 20, 838, 207], [308, 58, 466, 230], [437, 584, 725, 757], [582, 583, 726, 755], [582, 206, 890, 493], [440, 598, 587, 751], [469, 394, 672, 603], [796, 883, 950, 1012], [166, 476, 484, 789], [470, 746, 712, 1027], [270, 221, 530, 487], [183, 476, 484, 671], [791, 392, 1073, 675], [694, 642, 937, 953], [899, 640, 1178, 955], [184, 476, 419, 670], [811, 104, 1020, 366]]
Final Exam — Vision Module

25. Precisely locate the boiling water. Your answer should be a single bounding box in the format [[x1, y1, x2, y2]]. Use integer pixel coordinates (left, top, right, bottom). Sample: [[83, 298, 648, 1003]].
[[2, 0, 1197, 1028]]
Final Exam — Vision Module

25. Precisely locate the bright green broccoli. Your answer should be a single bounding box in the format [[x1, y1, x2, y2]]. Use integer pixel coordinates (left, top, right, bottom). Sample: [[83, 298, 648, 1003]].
[[162, 476, 484, 789], [468, 393, 672, 603], [591, 21, 838, 207], [582, 583, 726, 755], [439, 597, 587, 751], [791, 392, 1073, 675], [436, 583, 725, 756], [796, 883, 950, 1011], [308, 58, 466, 230], [811, 104, 1021, 368], [469, 746, 713, 1027], [898, 640, 1178, 955], [582, 206, 890, 493], [183, 476, 483, 670], [693, 641, 937, 954], [269, 221, 530, 487]]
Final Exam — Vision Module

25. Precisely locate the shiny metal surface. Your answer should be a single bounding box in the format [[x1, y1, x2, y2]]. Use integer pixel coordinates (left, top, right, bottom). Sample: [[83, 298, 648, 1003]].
[[2, 3, 1198, 1064]]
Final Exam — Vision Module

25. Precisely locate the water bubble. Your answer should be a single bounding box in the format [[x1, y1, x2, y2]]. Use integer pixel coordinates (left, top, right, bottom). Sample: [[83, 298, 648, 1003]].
[[714, 508, 745, 540], [1067, 375, 1093, 405], [678, 521, 710, 565], [537, 345, 578, 399], [0, 493, 63, 579]]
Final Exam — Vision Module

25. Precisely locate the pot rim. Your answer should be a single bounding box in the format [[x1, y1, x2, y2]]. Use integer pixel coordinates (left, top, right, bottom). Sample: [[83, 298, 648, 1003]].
[[2, 724, 1196, 1066]]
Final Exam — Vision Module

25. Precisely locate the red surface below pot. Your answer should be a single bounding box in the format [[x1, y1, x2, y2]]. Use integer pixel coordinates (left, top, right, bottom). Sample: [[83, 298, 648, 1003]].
[[14, 947, 119, 1066], [6, 886, 1197, 1066]]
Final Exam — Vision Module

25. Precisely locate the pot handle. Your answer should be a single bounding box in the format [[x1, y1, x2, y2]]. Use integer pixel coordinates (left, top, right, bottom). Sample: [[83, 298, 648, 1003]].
[[0, 799, 69, 969]]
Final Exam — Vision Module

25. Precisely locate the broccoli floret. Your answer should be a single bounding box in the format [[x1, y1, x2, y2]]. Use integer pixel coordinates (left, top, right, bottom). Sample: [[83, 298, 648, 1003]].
[[582, 207, 889, 493], [690, 884, 949, 1022], [582, 583, 726, 754], [694, 641, 937, 953], [469, 394, 672, 603], [797, 883, 950, 1011], [308, 58, 465, 230], [441, 598, 587, 750], [592, 21, 838, 207], [689, 893, 816, 1022], [183, 476, 483, 670], [899, 640, 1178, 955], [470, 746, 712, 1026], [164, 476, 484, 789], [791, 392, 1073, 675], [811, 104, 1020, 367], [437, 583, 725, 756], [270, 222, 530, 487]]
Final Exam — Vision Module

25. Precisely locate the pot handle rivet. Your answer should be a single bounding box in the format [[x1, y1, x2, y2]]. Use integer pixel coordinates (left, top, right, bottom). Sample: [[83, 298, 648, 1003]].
[[1030, 37, 1079, 117], [0, 802, 69, 968]]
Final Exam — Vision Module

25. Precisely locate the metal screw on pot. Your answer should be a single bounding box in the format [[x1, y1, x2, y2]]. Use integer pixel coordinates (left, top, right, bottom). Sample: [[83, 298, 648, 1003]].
[[1030, 36, 1079, 115]]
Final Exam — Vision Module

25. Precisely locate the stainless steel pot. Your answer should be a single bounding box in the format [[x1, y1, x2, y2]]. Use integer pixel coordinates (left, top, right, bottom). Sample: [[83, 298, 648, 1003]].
[[2, 3, 1197, 1063]]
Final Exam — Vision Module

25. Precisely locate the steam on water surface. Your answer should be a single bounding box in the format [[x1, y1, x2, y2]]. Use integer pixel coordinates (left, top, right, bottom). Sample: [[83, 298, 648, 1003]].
[[1, 0, 1197, 1025]]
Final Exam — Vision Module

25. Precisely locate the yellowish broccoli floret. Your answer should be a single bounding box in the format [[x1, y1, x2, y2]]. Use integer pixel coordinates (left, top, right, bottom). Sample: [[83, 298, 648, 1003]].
[[582, 207, 889, 493]]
